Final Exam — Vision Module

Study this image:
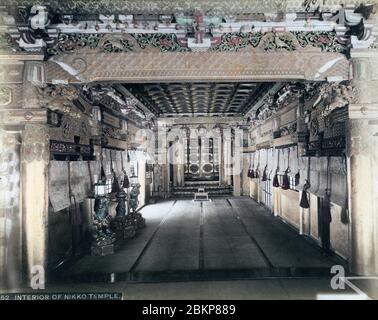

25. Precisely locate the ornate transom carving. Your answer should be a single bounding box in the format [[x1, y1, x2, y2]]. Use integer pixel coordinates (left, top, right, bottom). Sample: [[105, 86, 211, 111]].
[[36, 84, 83, 118], [40, 31, 347, 56]]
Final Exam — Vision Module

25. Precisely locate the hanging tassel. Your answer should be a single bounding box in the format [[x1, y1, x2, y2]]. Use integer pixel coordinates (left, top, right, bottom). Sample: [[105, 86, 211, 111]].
[[295, 171, 300, 186], [299, 191, 310, 209], [273, 148, 280, 187], [273, 172, 279, 187], [281, 173, 290, 189], [248, 168, 255, 179], [299, 180, 310, 209], [262, 165, 268, 181], [281, 175, 289, 189]]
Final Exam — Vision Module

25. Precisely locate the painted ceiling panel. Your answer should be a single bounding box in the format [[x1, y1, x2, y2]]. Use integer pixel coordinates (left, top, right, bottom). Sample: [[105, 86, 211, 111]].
[[124, 82, 274, 116]]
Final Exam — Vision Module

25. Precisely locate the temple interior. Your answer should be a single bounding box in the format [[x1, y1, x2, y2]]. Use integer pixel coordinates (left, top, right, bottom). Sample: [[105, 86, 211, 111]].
[[0, 0, 378, 299]]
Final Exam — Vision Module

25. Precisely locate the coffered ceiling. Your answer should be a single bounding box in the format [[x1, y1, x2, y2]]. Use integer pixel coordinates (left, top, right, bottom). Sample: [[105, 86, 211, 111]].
[[123, 82, 275, 116]]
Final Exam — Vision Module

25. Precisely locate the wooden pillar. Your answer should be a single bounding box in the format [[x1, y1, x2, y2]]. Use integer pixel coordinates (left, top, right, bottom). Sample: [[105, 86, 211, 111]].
[[347, 50, 378, 275], [21, 124, 50, 284], [217, 130, 223, 186], [137, 157, 146, 207], [233, 127, 242, 197], [223, 128, 232, 186], [0, 132, 22, 288], [158, 123, 170, 197]]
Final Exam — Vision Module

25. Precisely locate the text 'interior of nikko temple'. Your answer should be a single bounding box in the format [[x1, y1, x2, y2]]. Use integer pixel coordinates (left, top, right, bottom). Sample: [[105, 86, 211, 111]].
[[0, 0, 378, 299]]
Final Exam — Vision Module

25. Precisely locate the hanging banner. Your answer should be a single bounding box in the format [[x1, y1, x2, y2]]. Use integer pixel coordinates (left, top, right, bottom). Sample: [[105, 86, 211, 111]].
[[329, 157, 348, 207], [308, 157, 320, 195], [89, 160, 101, 183], [112, 150, 123, 177], [288, 146, 299, 179], [298, 156, 310, 190], [102, 148, 113, 180], [267, 148, 274, 178], [70, 161, 91, 202], [48, 161, 70, 212]]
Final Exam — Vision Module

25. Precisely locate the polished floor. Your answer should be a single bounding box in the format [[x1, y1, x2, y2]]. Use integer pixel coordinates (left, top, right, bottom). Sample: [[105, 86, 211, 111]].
[[60, 197, 342, 283], [4, 197, 377, 300]]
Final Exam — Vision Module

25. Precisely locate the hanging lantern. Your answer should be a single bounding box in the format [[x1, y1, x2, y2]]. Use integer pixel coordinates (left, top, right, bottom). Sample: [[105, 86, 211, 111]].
[[94, 180, 107, 196], [129, 175, 138, 186], [94, 161, 108, 196], [92, 105, 102, 122]]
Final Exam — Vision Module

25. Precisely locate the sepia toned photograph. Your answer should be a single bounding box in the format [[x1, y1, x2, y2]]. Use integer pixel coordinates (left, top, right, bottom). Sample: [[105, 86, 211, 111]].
[[0, 0, 377, 308]]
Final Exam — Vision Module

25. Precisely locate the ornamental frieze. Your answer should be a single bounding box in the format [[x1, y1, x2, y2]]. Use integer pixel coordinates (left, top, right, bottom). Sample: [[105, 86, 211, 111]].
[[1, 0, 375, 15], [23, 31, 346, 57], [49, 113, 92, 145], [50, 140, 91, 155], [2, 1, 374, 57], [102, 125, 123, 140], [211, 31, 345, 53], [46, 51, 350, 83]]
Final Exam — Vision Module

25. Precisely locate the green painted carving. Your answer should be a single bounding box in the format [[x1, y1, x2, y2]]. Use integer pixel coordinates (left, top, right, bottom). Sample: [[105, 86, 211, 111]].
[[210, 32, 264, 51], [294, 31, 345, 53], [38, 30, 345, 56], [211, 31, 345, 53], [46, 33, 187, 56], [102, 38, 134, 53], [132, 33, 189, 52], [2, 0, 371, 15], [47, 33, 103, 55]]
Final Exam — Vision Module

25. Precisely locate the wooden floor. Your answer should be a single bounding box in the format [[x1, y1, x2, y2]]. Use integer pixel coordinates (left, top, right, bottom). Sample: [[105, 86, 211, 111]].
[[58, 197, 344, 283]]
